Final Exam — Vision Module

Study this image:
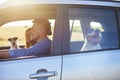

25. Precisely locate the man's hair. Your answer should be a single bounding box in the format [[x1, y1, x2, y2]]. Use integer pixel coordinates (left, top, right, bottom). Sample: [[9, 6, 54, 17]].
[[32, 18, 52, 35]]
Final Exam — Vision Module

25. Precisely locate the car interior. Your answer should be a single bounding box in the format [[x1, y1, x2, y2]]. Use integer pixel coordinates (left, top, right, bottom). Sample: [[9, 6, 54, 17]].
[[0, 5, 57, 55]]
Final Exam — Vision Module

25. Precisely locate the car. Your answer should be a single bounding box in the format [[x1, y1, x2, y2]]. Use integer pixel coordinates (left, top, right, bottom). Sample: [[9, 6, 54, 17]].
[[0, 0, 120, 80]]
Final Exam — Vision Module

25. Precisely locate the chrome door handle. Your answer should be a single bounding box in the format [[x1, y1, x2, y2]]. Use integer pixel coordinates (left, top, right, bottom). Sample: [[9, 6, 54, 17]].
[[29, 71, 58, 79]]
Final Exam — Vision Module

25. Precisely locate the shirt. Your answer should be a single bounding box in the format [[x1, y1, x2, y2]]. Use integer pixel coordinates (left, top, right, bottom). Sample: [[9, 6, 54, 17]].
[[8, 37, 51, 58]]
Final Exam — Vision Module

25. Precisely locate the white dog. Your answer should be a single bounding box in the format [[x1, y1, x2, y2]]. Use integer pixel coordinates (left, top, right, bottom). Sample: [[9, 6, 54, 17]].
[[81, 29, 102, 51], [8, 37, 20, 50]]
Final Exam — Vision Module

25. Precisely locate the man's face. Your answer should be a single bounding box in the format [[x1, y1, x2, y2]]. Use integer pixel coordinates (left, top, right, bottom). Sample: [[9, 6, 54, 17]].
[[31, 23, 47, 41], [31, 23, 39, 41]]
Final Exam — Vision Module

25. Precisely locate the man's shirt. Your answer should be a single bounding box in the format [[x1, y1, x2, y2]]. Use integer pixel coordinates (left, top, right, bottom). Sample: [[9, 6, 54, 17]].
[[9, 37, 51, 58]]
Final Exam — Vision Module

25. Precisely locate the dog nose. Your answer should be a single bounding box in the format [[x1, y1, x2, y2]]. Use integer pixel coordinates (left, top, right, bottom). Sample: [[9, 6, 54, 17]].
[[12, 42, 16, 46]]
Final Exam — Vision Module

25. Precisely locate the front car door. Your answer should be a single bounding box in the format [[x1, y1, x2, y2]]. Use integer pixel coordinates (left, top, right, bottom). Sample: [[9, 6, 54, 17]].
[[0, 3, 63, 80]]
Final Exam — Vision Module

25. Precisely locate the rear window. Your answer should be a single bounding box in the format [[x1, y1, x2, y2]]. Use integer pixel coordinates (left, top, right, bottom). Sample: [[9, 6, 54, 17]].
[[69, 8, 119, 52]]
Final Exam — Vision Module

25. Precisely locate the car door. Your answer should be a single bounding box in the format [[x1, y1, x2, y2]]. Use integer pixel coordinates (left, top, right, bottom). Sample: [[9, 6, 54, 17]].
[[0, 56, 61, 80], [62, 5, 120, 80], [0, 4, 63, 80]]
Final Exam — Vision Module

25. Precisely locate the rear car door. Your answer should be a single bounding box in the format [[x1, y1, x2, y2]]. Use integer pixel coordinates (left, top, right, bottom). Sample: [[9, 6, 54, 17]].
[[62, 5, 120, 80], [0, 4, 63, 80]]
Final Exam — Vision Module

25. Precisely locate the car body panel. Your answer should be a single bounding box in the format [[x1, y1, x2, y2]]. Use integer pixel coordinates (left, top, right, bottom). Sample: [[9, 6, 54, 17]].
[[0, 56, 61, 80], [62, 50, 120, 80]]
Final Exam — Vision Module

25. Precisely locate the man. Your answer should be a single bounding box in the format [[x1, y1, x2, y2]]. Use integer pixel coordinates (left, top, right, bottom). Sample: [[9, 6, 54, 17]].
[[0, 18, 52, 58]]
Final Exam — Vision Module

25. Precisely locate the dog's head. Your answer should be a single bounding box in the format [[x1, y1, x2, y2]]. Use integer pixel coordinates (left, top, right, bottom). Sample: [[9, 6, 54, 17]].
[[86, 29, 102, 45], [8, 37, 18, 46]]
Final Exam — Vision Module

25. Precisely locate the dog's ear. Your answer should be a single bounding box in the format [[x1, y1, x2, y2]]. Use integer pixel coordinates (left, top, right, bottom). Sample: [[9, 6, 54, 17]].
[[8, 38, 12, 41], [8, 38, 10, 41], [13, 37, 18, 40]]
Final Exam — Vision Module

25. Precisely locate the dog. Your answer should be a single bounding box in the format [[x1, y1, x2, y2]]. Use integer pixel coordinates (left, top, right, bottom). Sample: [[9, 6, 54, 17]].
[[8, 36, 20, 50], [81, 29, 102, 51]]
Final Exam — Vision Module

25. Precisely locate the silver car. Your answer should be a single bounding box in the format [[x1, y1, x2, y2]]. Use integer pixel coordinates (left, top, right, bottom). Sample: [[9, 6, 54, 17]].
[[0, 0, 120, 80]]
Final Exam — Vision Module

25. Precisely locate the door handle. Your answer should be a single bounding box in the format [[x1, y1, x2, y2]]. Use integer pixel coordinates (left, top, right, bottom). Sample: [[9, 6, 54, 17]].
[[29, 70, 58, 79]]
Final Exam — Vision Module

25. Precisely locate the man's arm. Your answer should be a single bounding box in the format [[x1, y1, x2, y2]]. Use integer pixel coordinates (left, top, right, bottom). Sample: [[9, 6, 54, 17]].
[[0, 50, 10, 59]]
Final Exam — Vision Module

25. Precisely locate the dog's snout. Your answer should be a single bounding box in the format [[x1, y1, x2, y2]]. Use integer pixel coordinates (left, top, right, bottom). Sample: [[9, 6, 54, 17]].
[[12, 41, 16, 46]]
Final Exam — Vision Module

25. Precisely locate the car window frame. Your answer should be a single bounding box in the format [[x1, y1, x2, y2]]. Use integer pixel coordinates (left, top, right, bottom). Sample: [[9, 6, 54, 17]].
[[0, 5, 64, 61], [61, 4, 120, 55]]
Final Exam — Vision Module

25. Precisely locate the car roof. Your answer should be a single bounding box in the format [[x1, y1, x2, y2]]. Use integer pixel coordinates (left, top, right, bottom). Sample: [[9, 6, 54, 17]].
[[1, 0, 120, 8], [0, 0, 120, 26]]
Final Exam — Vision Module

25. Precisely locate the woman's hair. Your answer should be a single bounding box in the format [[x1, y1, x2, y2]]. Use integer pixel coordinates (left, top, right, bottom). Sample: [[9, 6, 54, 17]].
[[25, 28, 36, 48]]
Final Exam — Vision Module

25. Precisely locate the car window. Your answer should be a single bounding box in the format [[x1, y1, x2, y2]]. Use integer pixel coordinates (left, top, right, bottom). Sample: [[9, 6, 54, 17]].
[[0, 19, 55, 47], [0, 21, 31, 47], [0, 19, 55, 59], [69, 8, 119, 52], [0, 4, 59, 60]]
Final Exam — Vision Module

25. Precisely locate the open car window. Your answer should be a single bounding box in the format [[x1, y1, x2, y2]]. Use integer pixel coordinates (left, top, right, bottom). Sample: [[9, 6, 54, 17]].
[[0, 20, 31, 48], [0, 19, 55, 59], [0, 4, 57, 59], [0, 19, 55, 48]]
